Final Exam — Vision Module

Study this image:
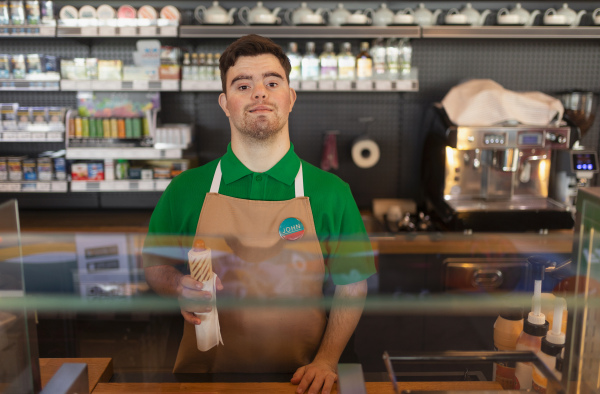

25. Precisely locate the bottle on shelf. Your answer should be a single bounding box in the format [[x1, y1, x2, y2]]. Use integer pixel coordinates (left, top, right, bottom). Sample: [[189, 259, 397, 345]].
[[399, 38, 412, 75], [386, 38, 400, 78], [532, 297, 566, 393], [319, 42, 337, 80], [514, 258, 551, 390], [214, 53, 221, 80], [337, 42, 356, 80], [301, 41, 319, 81], [198, 53, 207, 80], [190, 53, 199, 81], [492, 307, 524, 390], [206, 53, 215, 81], [356, 41, 373, 80], [371, 38, 387, 79], [182, 53, 191, 80], [286, 42, 302, 81]]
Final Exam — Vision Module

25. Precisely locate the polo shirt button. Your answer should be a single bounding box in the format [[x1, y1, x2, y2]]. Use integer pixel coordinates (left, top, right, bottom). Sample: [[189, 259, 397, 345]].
[[255, 175, 262, 181]]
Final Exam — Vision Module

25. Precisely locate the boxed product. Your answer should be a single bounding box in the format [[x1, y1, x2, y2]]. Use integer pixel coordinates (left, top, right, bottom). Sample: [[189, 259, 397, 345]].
[[48, 107, 66, 124], [17, 107, 32, 129], [128, 167, 141, 179], [26, 54, 42, 75], [88, 162, 104, 180], [115, 159, 129, 179], [159, 64, 180, 80], [1, 103, 18, 129], [8, 157, 23, 181], [32, 107, 48, 124], [37, 157, 52, 181], [42, 55, 59, 74], [0, 157, 7, 181], [153, 167, 170, 179], [98, 60, 122, 80], [11, 54, 26, 79], [141, 168, 153, 179], [53, 157, 66, 180], [22, 158, 37, 180], [0, 55, 10, 79], [60, 59, 76, 80], [71, 162, 88, 180], [77, 91, 160, 117]]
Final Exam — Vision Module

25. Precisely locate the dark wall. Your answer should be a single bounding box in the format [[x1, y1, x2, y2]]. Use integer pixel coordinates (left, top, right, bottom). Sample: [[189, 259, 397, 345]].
[[2, 1, 600, 210]]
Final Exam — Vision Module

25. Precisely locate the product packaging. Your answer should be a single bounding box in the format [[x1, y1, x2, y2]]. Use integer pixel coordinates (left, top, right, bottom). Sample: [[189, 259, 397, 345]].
[[37, 157, 52, 181], [97, 59, 122, 80], [140, 168, 153, 179], [1, 103, 18, 129], [88, 162, 104, 180], [22, 158, 37, 180], [71, 162, 88, 180], [25, 53, 42, 74], [17, 106, 31, 127], [25, 0, 40, 24], [128, 167, 141, 179], [42, 55, 58, 73], [10, 54, 26, 79], [40, 0, 53, 23], [0, 157, 7, 181], [153, 166, 170, 179], [31, 107, 47, 124], [53, 157, 65, 180], [0, 1, 9, 25], [7, 156, 23, 180], [0, 55, 10, 79], [115, 159, 129, 179], [9, 0, 25, 25], [47, 107, 65, 124]]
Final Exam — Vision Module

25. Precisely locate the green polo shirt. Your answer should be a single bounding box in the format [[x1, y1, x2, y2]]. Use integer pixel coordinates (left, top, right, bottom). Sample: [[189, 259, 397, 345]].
[[143, 143, 376, 285]]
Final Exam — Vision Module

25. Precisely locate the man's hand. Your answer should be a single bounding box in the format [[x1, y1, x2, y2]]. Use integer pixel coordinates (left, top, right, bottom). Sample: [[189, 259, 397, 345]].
[[291, 359, 337, 394], [177, 274, 223, 325]]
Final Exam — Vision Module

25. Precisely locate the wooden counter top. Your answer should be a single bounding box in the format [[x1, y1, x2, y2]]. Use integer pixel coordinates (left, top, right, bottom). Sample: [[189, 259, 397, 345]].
[[40, 357, 113, 392], [17, 210, 574, 255], [92, 381, 502, 393]]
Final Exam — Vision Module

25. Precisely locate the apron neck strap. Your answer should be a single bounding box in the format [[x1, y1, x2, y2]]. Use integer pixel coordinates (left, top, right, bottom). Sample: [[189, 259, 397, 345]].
[[210, 161, 304, 197]]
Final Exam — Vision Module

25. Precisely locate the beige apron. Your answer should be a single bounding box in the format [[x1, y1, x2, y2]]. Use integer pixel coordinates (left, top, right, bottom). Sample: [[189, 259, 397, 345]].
[[173, 162, 327, 373]]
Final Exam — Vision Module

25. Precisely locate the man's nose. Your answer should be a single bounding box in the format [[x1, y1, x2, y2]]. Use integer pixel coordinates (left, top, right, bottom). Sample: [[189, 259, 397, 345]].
[[253, 84, 267, 99]]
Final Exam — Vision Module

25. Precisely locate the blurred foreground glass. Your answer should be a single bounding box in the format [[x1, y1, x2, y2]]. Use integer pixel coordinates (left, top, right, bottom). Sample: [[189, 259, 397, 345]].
[[0, 199, 41, 393]]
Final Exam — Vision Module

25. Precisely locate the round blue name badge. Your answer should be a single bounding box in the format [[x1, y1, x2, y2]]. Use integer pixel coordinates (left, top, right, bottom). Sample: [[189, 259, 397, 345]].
[[279, 217, 305, 241]]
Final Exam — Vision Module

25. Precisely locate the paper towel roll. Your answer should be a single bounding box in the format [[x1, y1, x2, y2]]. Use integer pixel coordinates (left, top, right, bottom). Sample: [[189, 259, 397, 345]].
[[351, 138, 380, 168]]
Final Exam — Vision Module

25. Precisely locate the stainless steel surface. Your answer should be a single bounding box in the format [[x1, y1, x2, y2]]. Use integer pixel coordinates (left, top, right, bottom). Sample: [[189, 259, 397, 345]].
[[337, 364, 367, 394], [422, 26, 600, 39], [179, 25, 421, 38], [40, 363, 89, 394], [446, 197, 568, 212], [444, 258, 529, 292], [384, 351, 565, 394], [455, 126, 570, 150]]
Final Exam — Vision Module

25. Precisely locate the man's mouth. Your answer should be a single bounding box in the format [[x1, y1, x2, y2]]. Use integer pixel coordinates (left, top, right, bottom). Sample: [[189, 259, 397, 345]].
[[248, 106, 272, 113]]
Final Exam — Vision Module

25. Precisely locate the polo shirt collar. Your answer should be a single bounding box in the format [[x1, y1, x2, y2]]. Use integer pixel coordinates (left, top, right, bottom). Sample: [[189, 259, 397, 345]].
[[221, 143, 301, 186]]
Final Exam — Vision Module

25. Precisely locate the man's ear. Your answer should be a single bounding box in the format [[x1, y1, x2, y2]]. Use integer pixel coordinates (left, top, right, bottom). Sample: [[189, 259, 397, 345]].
[[218, 92, 230, 117], [288, 87, 297, 113]]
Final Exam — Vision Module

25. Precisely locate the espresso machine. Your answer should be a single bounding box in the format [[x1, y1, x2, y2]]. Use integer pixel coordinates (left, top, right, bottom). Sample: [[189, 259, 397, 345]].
[[422, 103, 575, 232], [550, 91, 599, 209]]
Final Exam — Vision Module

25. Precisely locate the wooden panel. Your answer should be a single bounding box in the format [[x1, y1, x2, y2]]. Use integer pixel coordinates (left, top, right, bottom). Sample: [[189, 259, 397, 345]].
[[40, 358, 113, 393], [92, 381, 502, 393]]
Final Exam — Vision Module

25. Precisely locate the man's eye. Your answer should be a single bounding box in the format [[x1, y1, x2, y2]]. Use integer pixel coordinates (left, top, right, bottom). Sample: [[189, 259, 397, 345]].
[[238, 85, 250, 90], [267, 82, 278, 87]]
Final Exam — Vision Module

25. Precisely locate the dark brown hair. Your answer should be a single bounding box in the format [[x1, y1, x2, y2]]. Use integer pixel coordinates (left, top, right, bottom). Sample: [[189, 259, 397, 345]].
[[219, 34, 291, 93]]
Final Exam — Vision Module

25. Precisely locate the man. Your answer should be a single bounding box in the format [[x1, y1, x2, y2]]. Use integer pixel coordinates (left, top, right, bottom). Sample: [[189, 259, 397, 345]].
[[143, 34, 375, 394]]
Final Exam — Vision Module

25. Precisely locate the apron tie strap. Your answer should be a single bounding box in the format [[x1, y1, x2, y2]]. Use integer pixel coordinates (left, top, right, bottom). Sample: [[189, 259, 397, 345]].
[[295, 163, 304, 198], [210, 161, 222, 193]]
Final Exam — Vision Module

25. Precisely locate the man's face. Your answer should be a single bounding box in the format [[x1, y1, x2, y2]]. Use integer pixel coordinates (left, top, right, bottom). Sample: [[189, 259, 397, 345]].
[[218, 54, 296, 142]]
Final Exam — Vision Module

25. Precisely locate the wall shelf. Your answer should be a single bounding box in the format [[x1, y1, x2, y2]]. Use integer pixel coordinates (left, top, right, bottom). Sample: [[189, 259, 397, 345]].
[[0, 181, 67, 193], [60, 80, 179, 91], [422, 26, 600, 39], [0, 24, 55, 36], [56, 25, 177, 37], [179, 25, 421, 38], [65, 147, 182, 160], [1, 130, 64, 142], [0, 79, 60, 91], [71, 179, 170, 192]]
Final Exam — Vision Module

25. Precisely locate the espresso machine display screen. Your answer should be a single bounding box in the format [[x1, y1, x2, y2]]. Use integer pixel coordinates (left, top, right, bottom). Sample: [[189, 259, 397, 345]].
[[518, 133, 543, 146], [571, 152, 599, 172]]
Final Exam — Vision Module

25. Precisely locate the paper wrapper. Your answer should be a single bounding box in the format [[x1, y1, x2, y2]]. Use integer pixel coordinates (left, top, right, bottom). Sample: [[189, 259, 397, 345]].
[[188, 247, 223, 351], [193, 272, 224, 351], [188, 248, 213, 282]]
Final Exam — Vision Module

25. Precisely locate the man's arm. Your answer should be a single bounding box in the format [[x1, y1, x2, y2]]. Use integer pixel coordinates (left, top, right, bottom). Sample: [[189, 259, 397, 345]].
[[291, 279, 368, 394]]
